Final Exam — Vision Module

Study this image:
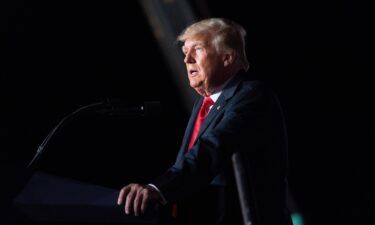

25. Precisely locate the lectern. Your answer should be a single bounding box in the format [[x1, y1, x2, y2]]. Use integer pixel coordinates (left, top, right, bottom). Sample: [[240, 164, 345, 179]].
[[14, 172, 159, 224]]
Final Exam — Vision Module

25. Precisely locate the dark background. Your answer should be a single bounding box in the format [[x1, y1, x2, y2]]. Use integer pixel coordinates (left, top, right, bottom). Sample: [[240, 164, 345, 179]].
[[1, 1, 374, 225]]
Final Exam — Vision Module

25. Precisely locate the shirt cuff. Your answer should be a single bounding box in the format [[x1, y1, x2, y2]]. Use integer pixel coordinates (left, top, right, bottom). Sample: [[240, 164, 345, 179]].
[[147, 184, 167, 205]]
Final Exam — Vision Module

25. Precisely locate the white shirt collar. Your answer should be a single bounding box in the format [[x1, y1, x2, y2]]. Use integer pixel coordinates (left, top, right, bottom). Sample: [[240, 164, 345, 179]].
[[210, 91, 221, 103]]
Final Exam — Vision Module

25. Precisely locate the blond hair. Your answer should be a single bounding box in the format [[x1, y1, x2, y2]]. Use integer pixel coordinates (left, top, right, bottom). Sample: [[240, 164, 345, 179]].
[[178, 18, 249, 72]]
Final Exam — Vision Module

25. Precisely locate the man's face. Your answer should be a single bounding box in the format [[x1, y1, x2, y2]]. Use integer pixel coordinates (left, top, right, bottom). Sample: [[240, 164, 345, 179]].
[[182, 34, 226, 96]]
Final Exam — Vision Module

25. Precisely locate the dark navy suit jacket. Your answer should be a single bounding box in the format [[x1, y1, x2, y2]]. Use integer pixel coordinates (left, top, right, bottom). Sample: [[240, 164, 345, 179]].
[[153, 72, 292, 225]]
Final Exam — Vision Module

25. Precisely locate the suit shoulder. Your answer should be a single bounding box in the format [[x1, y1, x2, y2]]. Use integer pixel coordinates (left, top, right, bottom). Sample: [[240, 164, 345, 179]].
[[239, 78, 270, 96]]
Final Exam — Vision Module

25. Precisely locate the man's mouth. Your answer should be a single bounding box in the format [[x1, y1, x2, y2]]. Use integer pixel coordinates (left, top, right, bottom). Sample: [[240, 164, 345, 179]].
[[189, 69, 198, 76]]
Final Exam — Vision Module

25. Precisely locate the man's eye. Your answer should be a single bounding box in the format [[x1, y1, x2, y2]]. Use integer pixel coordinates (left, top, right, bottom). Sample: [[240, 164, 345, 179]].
[[195, 47, 203, 51]]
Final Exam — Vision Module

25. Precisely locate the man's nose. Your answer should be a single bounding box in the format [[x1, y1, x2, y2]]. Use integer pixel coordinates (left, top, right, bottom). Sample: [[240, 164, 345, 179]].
[[184, 52, 195, 64]]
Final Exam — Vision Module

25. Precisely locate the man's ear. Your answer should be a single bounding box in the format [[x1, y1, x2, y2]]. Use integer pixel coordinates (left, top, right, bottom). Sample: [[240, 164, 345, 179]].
[[223, 51, 236, 67]]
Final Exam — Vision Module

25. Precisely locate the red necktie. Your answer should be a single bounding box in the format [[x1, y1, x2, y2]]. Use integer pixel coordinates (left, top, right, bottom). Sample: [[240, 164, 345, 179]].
[[171, 96, 214, 220], [187, 96, 214, 151]]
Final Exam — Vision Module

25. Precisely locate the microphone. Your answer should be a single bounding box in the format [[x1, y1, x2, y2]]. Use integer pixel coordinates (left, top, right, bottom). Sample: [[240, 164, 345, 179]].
[[28, 100, 162, 169], [97, 99, 162, 117]]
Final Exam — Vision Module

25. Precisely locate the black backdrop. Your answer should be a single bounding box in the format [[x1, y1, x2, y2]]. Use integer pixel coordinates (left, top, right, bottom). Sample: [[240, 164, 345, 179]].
[[1, 1, 374, 225]]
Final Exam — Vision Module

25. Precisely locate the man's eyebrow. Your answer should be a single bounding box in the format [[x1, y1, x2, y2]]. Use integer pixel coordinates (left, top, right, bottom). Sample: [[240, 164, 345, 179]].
[[192, 42, 205, 47], [182, 42, 205, 51]]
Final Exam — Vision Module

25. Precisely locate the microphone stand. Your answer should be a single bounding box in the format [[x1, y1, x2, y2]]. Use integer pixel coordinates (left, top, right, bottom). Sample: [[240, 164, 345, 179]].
[[232, 152, 260, 225], [27, 101, 104, 170], [27, 100, 160, 170]]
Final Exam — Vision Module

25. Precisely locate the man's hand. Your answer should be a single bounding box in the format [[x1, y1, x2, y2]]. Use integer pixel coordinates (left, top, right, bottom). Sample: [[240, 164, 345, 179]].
[[117, 183, 161, 216]]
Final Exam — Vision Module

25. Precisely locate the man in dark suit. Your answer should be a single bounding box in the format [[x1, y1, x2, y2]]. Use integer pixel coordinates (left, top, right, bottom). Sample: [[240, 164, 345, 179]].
[[117, 18, 292, 225]]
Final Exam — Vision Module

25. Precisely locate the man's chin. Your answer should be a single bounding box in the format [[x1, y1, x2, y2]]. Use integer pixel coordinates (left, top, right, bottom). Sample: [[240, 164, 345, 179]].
[[190, 87, 206, 96], [189, 81, 198, 89], [189, 81, 207, 95]]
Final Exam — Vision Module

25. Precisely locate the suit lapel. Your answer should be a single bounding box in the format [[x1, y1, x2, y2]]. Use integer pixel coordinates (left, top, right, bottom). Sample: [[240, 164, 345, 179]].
[[176, 72, 245, 163], [196, 96, 226, 138], [195, 73, 245, 145]]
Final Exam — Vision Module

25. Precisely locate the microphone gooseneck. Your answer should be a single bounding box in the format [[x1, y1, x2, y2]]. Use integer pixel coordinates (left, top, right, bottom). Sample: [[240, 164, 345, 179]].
[[28, 100, 161, 169]]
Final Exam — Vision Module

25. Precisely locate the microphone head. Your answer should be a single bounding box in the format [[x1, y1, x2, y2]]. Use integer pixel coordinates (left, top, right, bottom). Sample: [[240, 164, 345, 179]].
[[97, 99, 162, 117], [143, 101, 162, 117]]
